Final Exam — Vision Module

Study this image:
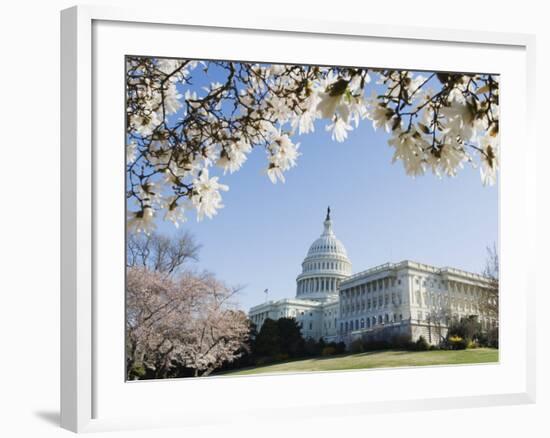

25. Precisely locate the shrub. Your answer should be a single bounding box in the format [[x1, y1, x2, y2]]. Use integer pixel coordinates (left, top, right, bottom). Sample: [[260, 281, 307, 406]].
[[414, 335, 429, 351], [321, 346, 337, 356], [448, 315, 483, 344], [448, 335, 467, 350], [304, 338, 322, 356], [274, 353, 289, 362], [390, 334, 413, 349], [350, 339, 365, 354], [254, 356, 272, 366], [334, 342, 347, 354]]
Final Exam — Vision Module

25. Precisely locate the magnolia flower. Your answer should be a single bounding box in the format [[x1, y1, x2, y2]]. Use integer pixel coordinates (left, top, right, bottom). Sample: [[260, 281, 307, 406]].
[[191, 169, 229, 221], [388, 129, 428, 177], [425, 141, 465, 178], [292, 107, 317, 135], [366, 101, 396, 133], [291, 92, 321, 135], [268, 64, 286, 76], [156, 58, 183, 75], [348, 73, 370, 94], [136, 181, 163, 207], [438, 142, 465, 176], [266, 163, 286, 184], [440, 100, 479, 141], [216, 139, 252, 174], [404, 74, 427, 95], [267, 94, 292, 123], [129, 111, 161, 137], [264, 133, 301, 184], [163, 198, 187, 227], [127, 206, 155, 234], [326, 118, 352, 143], [163, 82, 182, 115], [184, 90, 201, 109], [268, 134, 300, 169], [126, 141, 137, 164], [317, 89, 345, 120], [479, 134, 499, 186]]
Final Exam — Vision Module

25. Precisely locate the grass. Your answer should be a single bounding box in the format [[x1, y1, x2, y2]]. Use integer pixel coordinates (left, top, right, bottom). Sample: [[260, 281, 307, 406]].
[[219, 348, 499, 376]]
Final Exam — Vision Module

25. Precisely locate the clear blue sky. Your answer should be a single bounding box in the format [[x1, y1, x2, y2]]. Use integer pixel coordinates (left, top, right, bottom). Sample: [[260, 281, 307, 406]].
[[148, 62, 498, 311]]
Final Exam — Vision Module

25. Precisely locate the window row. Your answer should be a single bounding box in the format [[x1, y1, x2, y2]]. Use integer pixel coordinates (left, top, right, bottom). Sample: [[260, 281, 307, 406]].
[[297, 277, 340, 294], [340, 313, 404, 333], [341, 277, 402, 298], [341, 293, 403, 315], [303, 260, 347, 272]]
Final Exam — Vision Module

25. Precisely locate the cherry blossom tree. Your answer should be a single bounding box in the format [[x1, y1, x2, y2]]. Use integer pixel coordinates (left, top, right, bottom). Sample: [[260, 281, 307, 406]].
[[126, 57, 499, 232], [126, 267, 249, 379]]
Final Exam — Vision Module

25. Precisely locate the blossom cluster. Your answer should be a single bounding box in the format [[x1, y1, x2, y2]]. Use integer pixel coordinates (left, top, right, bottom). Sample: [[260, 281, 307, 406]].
[[126, 57, 499, 232]]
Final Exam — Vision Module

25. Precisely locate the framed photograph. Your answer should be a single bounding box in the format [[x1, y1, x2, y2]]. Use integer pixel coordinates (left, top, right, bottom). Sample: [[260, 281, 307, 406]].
[[61, 5, 536, 433]]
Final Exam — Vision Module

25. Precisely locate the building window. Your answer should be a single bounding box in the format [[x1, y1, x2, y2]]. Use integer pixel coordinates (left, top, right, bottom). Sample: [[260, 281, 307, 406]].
[[361, 318, 365, 328]]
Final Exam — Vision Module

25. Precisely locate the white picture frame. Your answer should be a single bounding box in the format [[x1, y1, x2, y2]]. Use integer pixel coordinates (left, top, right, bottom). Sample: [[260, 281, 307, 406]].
[[60, 4, 537, 433]]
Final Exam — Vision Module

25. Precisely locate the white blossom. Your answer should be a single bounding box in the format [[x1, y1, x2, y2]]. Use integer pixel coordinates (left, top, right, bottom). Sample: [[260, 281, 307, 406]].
[[129, 111, 161, 137], [126, 57, 499, 227], [163, 201, 187, 227], [191, 169, 229, 221], [216, 139, 252, 174], [479, 134, 499, 186], [127, 206, 155, 235], [440, 100, 478, 141], [126, 141, 137, 164], [326, 118, 352, 143], [163, 82, 182, 114], [366, 101, 396, 133], [388, 129, 428, 177]]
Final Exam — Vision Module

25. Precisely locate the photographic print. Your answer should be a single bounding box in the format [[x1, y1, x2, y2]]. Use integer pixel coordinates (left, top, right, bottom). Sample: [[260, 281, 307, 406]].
[[125, 57, 499, 380]]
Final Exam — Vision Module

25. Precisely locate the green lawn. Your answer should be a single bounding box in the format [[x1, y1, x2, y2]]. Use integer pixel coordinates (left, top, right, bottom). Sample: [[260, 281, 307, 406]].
[[219, 348, 499, 376]]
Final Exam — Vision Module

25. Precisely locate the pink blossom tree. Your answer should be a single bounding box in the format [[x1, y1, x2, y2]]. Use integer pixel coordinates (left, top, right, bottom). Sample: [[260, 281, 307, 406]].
[[126, 267, 249, 379]]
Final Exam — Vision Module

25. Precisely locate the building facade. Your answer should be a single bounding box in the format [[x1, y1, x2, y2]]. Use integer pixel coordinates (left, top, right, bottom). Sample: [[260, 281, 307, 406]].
[[249, 209, 497, 345]]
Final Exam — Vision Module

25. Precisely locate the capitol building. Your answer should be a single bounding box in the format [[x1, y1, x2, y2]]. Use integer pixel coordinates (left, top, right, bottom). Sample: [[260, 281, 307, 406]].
[[249, 208, 497, 345]]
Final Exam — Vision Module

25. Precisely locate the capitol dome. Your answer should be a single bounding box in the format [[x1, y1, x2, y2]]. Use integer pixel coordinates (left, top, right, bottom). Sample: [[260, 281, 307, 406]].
[[295, 207, 352, 301]]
